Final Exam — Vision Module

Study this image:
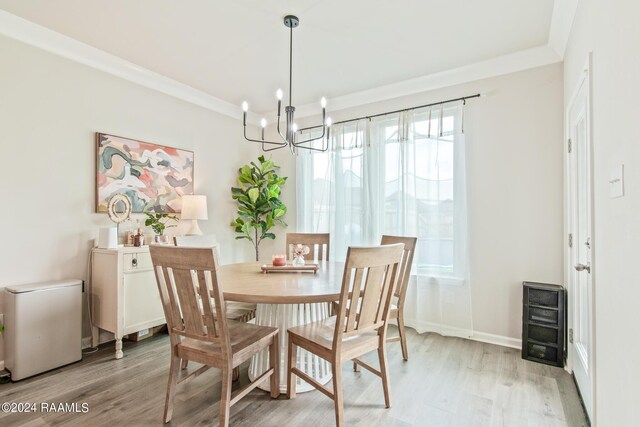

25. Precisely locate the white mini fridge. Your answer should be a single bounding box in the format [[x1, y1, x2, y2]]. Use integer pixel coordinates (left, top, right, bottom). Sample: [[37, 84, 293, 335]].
[[4, 279, 83, 381]]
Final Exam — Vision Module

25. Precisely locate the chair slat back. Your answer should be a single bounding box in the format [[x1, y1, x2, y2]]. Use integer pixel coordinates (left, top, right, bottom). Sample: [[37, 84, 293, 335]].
[[286, 233, 330, 262], [334, 244, 404, 341], [174, 234, 219, 249], [150, 246, 229, 351], [380, 235, 417, 299]]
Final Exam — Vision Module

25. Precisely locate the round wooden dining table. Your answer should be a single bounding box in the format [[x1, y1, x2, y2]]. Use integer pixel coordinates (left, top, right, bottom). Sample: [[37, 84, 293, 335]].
[[219, 260, 345, 393]]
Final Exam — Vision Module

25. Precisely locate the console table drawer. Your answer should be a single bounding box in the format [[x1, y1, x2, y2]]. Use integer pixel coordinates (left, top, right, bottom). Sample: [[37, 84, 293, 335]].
[[123, 251, 153, 272]]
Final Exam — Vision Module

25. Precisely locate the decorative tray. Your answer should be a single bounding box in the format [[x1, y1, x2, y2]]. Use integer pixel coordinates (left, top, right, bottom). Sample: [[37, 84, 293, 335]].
[[260, 263, 319, 274]]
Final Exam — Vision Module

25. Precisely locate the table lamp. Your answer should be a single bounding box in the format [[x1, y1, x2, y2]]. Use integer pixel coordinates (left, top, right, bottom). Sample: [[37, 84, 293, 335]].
[[181, 195, 208, 235]]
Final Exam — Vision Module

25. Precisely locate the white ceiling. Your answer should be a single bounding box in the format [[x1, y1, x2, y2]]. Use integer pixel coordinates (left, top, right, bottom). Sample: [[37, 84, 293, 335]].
[[0, 0, 556, 114]]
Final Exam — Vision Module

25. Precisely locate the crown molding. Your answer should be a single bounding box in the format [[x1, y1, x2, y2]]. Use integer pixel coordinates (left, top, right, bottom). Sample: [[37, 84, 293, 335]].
[[0, 7, 567, 125], [548, 0, 580, 58], [286, 45, 562, 120], [0, 10, 257, 124]]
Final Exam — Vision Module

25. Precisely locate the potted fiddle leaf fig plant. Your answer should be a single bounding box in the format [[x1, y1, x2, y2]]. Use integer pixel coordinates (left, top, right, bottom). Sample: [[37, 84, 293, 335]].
[[230, 155, 287, 261], [144, 211, 178, 243]]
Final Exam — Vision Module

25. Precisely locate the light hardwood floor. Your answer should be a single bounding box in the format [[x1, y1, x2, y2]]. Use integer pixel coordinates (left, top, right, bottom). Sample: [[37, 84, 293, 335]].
[[0, 327, 588, 426]]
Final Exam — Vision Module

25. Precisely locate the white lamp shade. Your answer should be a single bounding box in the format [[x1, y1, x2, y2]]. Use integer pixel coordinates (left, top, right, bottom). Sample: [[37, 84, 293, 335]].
[[181, 195, 208, 220]]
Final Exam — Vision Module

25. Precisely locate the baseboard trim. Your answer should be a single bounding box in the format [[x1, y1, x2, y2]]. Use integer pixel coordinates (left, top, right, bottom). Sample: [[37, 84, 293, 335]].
[[471, 330, 522, 350], [404, 318, 521, 350], [405, 318, 473, 339]]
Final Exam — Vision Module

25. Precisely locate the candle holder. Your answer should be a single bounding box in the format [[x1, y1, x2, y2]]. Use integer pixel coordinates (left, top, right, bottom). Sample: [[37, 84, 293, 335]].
[[272, 254, 286, 267]]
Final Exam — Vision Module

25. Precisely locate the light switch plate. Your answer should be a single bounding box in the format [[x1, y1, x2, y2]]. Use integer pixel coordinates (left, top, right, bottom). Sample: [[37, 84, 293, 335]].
[[609, 164, 624, 198]]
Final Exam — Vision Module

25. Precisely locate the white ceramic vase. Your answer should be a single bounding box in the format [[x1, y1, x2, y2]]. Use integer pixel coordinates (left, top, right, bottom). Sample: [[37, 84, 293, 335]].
[[154, 235, 170, 244]]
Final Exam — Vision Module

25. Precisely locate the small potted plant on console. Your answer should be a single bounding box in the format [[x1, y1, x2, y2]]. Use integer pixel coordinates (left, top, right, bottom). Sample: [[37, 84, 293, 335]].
[[144, 210, 178, 244]]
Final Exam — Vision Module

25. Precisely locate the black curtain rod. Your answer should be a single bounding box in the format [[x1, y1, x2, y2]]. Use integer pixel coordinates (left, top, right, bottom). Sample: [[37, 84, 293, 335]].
[[299, 93, 481, 132]]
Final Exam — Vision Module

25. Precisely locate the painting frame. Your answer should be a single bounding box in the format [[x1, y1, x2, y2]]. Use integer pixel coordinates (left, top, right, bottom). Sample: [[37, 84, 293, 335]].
[[95, 132, 194, 213]]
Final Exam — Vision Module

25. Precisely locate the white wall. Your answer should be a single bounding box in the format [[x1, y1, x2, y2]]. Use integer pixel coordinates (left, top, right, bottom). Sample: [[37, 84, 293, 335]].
[[0, 35, 267, 359], [292, 64, 565, 344], [564, 0, 640, 425]]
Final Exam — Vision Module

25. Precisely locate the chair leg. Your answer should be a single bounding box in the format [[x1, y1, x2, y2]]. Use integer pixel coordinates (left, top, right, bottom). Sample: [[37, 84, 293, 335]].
[[352, 360, 360, 372], [219, 366, 233, 427], [397, 311, 409, 361], [378, 344, 392, 408], [332, 360, 345, 427], [286, 338, 297, 399], [232, 367, 240, 382], [163, 354, 181, 423], [269, 334, 280, 398]]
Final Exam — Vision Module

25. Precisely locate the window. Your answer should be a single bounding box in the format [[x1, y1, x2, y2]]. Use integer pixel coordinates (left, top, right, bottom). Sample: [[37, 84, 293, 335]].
[[297, 105, 467, 281]]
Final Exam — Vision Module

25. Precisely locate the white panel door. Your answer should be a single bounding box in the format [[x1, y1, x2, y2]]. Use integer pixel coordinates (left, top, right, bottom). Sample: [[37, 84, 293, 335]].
[[568, 61, 594, 421]]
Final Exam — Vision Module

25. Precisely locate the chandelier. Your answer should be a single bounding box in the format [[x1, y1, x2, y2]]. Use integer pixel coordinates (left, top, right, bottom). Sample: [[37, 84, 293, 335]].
[[242, 15, 331, 153]]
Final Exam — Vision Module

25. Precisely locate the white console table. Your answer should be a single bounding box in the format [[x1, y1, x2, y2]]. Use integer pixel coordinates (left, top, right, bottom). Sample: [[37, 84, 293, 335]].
[[91, 246, 165, 359]]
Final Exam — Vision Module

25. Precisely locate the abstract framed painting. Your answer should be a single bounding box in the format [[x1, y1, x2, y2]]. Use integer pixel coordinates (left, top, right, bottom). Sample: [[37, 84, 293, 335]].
[[95, 133, 194, 213]]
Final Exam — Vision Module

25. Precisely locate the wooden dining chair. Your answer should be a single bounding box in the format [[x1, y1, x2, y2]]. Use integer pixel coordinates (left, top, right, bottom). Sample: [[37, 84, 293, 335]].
[[286, 243, 405, 427], [286, 232, 331, 261], [173, 235, 257, 380], [380, 235, 417, 361], [173, 235, 256, 320], [149, 245, 279, 426]]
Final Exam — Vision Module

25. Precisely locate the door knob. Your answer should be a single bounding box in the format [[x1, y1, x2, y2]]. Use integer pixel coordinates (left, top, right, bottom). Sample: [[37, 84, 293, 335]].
[[575, 263, 591, 273]]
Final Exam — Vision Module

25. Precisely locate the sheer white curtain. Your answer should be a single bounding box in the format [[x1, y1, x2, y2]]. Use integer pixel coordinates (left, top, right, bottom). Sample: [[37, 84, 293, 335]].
[[297, 104, 473, 336]]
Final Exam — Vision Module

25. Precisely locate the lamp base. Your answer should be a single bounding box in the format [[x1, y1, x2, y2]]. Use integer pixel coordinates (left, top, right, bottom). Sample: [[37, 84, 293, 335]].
[[186, 219, 203, 236]]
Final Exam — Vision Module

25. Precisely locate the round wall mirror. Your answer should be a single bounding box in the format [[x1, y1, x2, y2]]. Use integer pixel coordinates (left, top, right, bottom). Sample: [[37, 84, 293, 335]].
[[107, 194, 132, 224]]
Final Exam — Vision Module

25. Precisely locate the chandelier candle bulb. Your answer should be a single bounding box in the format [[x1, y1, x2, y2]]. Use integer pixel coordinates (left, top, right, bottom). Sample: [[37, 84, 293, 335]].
[[276, 89, 283, 117], [321, 97, 327, 108], [242, 101, 248, 126]]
